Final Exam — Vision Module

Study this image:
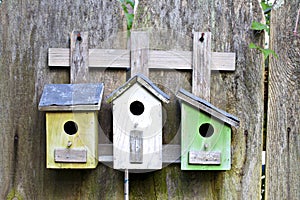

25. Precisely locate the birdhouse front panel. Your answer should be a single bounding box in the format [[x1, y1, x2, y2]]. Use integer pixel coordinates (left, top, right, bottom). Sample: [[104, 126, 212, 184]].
[[181, 102, 231, 170], [112, 83, 163, 170], [46, 111, 98, 169]]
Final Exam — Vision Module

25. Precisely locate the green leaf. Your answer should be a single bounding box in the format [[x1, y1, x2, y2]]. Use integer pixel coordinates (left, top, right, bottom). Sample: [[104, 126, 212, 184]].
[[249, 43, 258, 49], [125, 0, 135, 8], [261, 1, 272, 12], [125, 13, 134, 30], [251, 21, 269, 31], [121, 3, 129, 13], [261, 49, 278, 59]]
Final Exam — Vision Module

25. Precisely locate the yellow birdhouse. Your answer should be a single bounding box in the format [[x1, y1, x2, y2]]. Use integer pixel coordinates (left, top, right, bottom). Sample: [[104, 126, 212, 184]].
[[39, 84, 104, 169]]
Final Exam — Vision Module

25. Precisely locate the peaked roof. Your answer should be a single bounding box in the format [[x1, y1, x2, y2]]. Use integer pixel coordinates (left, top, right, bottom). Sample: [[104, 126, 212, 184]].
[[106, 74, 170, 103], [39, 83, 104, 111], [176, 88, 239, 127]]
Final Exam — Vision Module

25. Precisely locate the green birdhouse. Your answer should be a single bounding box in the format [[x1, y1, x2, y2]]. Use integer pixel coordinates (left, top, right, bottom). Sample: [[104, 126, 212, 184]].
[[177, 89, 239, 170]]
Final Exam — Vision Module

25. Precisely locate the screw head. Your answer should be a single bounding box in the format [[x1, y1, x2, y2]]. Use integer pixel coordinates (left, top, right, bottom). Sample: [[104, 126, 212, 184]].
[[204, 144, 209, 149], [67, 141, 72, 147]]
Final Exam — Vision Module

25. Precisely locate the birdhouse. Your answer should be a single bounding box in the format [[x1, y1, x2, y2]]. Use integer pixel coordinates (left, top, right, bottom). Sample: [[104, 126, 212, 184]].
[[106, 74, 170, 170], [177, 89, 239, 170], [38, 83, 104, 169]]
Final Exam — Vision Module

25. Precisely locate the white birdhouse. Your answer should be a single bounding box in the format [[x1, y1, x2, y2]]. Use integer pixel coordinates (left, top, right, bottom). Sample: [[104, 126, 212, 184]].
[[106, 74, 169, 170]]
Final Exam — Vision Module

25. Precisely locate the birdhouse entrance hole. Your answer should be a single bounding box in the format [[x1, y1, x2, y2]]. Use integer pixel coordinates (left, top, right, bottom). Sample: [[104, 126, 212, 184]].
[[130, 101, 145, 116], [64, 121, 78, 135], [199, 123, 214, 138]]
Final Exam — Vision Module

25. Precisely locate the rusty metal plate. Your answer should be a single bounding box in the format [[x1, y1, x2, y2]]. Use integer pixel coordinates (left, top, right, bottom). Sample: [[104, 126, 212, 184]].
[[130, 130, 143, 164], [54, 149, 87, 163], [189, 151, 221, 165]]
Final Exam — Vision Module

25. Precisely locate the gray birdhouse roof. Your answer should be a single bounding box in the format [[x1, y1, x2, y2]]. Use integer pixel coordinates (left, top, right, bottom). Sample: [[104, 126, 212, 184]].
[[176, 88, 240, 127], [39, 83, 104, 111], [106, 74, 170, 103]]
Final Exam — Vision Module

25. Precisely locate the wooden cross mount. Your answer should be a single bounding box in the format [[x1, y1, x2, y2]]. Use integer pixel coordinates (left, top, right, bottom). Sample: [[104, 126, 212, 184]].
[[48, 31, 236, 164], [49, 31, 235, 100]]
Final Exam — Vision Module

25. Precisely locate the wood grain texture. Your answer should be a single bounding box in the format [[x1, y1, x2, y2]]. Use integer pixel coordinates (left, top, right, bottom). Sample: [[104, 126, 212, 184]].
[[98, 144, 181, 164], [70, 31, 89, 83], [0, 0, 264, 199], [0, 1, 125, 199], [130, 31, 149, 77], [192, 32, 211, 100], [266, 1, 300, 199], [134, 0, 264, 199], [49, 48, 236, 70]]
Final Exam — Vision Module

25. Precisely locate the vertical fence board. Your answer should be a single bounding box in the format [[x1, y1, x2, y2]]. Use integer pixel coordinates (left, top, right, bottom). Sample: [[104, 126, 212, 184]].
[[0, 1, 125, 199], [192, 32, 211, 100], [70, 31, 89, 83], [130, 31, 149, 77], [134, 1, 264, 199], [266, 1, 300, 199]]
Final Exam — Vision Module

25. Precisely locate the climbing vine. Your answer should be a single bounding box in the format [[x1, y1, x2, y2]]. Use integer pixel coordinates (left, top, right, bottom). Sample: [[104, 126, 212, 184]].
[[249, 1, 278, 60], [119, 0, 135, 34]]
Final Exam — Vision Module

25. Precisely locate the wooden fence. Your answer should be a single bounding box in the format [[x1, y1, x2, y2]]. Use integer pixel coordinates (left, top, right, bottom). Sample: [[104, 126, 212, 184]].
[[0, 0, 298, 199]]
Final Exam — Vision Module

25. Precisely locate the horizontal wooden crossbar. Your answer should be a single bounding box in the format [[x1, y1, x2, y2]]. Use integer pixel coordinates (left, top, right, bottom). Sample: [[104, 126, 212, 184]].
[[49, 48, 235, 71], [98, 144, 181, 164]]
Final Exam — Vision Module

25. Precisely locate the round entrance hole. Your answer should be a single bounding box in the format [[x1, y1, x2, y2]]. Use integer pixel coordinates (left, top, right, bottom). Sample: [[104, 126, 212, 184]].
[[199, 123, 214, 138], [64, 121, 78, 135], [130, 101, 145, 116]]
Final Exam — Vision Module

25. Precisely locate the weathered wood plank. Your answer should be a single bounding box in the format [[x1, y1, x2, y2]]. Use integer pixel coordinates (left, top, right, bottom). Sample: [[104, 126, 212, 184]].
[[188, 151, 221, 165], [129, 130, 143, 164], [0, 1, 125, 199], [266, 1, 300, 199], [130, 31, 149, 77], [98, 144, 181, 164], [134, 1, 264, 199], [0, 0, 263, 199], [192, 32, 211, 100], [89, 49, 130, 68], [49, 48, 235, 70], [48, 48, 70, 66], [70, 31, 89, 83], [54, 149, 87, 163], [210, 52, 236, 71], [149, 50, 192, 69]]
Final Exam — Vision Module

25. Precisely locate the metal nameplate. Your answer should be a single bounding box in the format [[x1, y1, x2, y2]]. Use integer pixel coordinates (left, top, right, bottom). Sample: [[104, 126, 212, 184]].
[[189, 151, 221, 165], [54, 149, 87, 163]]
